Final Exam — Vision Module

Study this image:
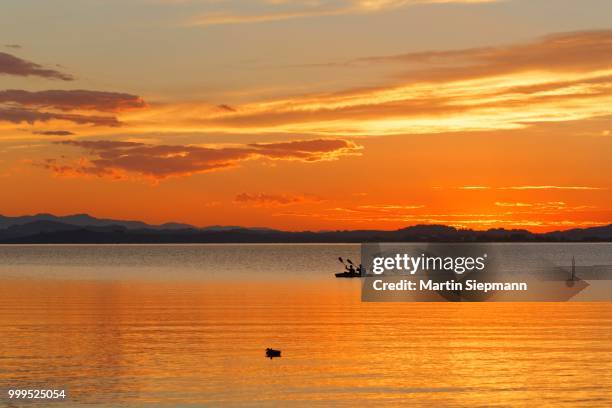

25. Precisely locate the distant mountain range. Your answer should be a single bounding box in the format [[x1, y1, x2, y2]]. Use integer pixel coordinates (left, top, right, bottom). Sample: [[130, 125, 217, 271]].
[[0, 213, 611, 243]]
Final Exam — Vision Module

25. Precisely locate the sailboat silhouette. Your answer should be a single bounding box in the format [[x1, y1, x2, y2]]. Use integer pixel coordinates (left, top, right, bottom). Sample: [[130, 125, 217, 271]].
[[566, 256, 577, 287]]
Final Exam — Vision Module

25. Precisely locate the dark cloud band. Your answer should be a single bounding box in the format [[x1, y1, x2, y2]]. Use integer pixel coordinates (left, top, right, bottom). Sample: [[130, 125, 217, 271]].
[[43, 138, 362, 180], [0, 89, 145, 112], [0, 52, 72, 80]]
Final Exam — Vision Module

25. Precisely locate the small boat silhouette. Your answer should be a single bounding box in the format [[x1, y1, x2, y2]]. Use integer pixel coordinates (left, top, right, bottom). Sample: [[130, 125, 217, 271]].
[[335, 257, 364, 278], [566, 255, 577, 286], [266, 348, 281, 358], [335, 271, 362, 278]]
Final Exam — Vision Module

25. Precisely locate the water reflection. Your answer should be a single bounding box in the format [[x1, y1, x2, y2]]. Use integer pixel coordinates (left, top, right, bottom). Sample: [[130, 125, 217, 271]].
[[0, 245, 611, 406]]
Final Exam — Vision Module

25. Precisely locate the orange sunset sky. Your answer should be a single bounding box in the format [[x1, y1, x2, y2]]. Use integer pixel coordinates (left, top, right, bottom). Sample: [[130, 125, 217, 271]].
[[1, 0, 611, 232]]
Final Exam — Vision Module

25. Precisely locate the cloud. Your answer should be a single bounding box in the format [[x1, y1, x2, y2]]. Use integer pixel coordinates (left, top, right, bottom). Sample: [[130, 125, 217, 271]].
[[462, 186, 605, 191], [0, 52, 72, 80], [351, 30, 612, 78], [217, 104, 236, 112], [4, 44, 21, 49], [188, 0, 499, 26], [276, 206, 607, 230], [32, 130, 75, 136], [145, 31, 612, 137], [0, 90, 144, 127], [234, 192, 323, 207], [494, 201, 596, 212], [275, 203, 427, 223], [494, 201, 533, 207], [328, 203, 424, 217], [0, 107, 121, 126], [0, 60, 145, 131], [247, 139, 362, 161], [43, 138, 362, 180], [0, 90, 146, 112], [357, 204, 424, 211], [0, 108, 119, 127], [500, 185, 605, 191], [190, 9, 343, 26]]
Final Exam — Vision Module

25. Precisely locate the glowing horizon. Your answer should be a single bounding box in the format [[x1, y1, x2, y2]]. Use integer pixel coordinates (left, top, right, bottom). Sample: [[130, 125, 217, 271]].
[[1, 0, 611, 232]]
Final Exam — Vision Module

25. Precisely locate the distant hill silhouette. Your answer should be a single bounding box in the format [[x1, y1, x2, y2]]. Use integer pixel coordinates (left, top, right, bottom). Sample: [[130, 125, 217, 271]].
[[0, 213, 611, 243], [0, 213, 192, 230]]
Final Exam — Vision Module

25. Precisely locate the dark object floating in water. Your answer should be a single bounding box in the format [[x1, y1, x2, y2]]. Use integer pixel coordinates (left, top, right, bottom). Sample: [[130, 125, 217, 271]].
[[336, 257, 364, 278], [266, 348, 281, 358], [335, 271, 362, 278]]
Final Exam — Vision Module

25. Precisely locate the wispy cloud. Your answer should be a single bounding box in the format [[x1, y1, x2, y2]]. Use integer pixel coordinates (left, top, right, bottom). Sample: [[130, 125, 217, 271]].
[[462, 186, 605, 191], [0, 90, 146, 112], [356, 204, 424, 211], [32, 130, 75, 136], [0, 107, 121, 127], [0, 90, 146, 129], [494, 201, 597, 213], [0, 52, 72, 80], [276, 207, 609, 230], [500, 185, 605, 190], [349, 30, 612, 76], [234, 192, 323, 207], [312, 203, 425, 219], [42, 138, 362, 180], [187, 0, 499, 26], [131, 31, 612, 137], [494, 201, 534, 207]]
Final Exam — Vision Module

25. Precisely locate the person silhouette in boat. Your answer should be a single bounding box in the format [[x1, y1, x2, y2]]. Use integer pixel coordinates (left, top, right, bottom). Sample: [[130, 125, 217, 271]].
[[337, 257, 363, 276], [356, 264, 364, 275]]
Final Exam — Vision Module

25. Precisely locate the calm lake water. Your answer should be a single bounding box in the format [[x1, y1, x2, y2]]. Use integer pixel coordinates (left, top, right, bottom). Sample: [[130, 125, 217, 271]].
[[1, 244, 611, 407]]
